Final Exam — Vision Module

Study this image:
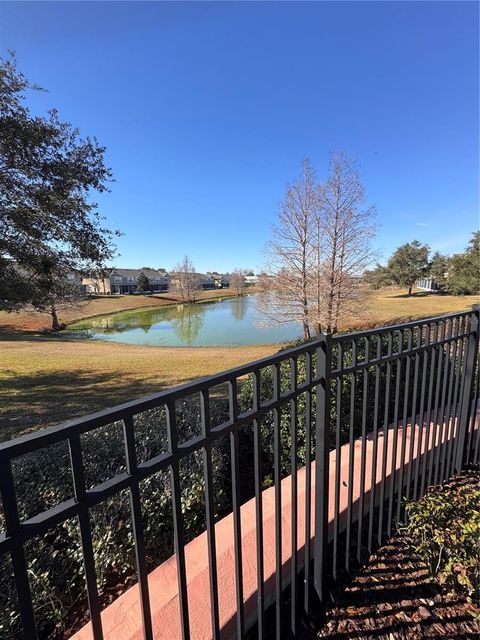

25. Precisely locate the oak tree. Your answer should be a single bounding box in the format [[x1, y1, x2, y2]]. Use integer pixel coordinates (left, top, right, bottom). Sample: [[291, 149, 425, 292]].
[[386, 240, 430, 295], [0, 54, 118, 328], [446, 232, 480, 295]]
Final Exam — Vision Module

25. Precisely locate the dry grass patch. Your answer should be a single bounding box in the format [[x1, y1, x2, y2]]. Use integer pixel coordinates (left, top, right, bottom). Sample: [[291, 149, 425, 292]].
[[341, 287, 479, 331], [0, 335, 276, 440]]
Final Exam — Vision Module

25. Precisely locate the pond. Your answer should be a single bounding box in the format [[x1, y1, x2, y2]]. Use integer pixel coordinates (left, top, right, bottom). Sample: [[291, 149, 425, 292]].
[[68, 295, 303, 347]]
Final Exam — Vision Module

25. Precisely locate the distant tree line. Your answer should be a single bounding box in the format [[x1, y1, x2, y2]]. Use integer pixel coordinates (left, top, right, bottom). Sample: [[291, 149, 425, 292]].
[[365, 233, 480, 296]]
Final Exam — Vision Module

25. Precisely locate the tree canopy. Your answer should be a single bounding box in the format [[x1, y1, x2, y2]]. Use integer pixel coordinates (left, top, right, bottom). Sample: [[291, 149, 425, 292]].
[[386, 240, 430, 295], [430, 251, 449, 287], [0, 54, 118, 324], [446, 232, 480, 295], [136, 272, 150, 293]]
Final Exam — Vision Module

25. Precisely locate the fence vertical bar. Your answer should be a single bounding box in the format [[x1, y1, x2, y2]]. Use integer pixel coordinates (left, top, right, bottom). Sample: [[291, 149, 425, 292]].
[[0, 458, 38, 639], [290, 356, 298, 635], [447, 321, 466, 479], [413, 326, 429, 501], [229, 379, 245, 639], [387, 353, 402, 537], [420, 323, 438, 498], [427, 322, 444, 488], [405, 326, 421, 501], [314, 333, 331, 600], [465, 349, 479, 464], [200, 389, 220, 640], [378, 332, 393, 545], [332, 344, 343, 579], [252, 371, 264, 639], [123, 415, 153, 640], [451, 320, 468, 477], [434, 321, 451, 486], [455, 310, 479, 472], [271, 362, 283, 640], [396, 328, 412, 524], [356, 337, 369, 562], [472, 357, 480, 465], [166, 401, 190, 640], [345, 338, 357, 571], [471, 337, 480, 465], [303, 351, 313, 615], [69, 435, 104, 640], [440, 322, 458, 483], [367, 336, 381, 554]]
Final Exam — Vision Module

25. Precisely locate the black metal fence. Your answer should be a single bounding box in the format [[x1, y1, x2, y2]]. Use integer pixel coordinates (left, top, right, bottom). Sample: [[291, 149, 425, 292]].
[[0, 308, 479, 639]]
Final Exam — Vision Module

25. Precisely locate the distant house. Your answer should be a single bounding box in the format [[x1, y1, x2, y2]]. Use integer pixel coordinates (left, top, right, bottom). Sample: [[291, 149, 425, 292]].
[[110, 269, 170, 294], [83, 269, 169, 294], [416, 277, 442, 292], [198, 273, 216, 289], [244, 274, 258, 286], [82, 274, 111, 294], [220, 274, 230, 288], [82, 269, 233, 294], [211, 273, 230, 288]]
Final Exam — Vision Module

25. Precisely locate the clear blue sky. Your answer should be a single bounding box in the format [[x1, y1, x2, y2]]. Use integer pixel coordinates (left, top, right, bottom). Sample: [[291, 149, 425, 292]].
[[1, 1, 478, 272]]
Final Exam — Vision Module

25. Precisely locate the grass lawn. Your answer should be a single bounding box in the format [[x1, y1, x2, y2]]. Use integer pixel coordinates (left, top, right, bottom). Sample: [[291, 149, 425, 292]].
[[0, 336, 277, 441], [1, 287, 478, 441], [347, 287, 479, 329]]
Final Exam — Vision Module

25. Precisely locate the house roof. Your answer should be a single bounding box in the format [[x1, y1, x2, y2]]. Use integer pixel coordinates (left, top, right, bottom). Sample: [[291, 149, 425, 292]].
[[110, 269, 169, 279]]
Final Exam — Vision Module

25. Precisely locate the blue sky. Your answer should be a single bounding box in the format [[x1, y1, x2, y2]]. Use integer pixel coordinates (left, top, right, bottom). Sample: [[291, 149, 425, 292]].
[[1, 1, 478, 272]]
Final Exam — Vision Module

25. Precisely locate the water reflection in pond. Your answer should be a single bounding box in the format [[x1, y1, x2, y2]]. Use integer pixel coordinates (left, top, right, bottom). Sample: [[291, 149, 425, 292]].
[[69, 295, 302, 347]]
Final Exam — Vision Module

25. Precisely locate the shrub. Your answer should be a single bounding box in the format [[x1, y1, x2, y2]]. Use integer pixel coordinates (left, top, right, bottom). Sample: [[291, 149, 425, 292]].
[[403, 476, 480, 599]]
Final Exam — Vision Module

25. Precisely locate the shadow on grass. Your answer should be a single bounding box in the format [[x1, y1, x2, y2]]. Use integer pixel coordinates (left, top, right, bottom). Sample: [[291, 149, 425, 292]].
[[0, 369, 161, 442], [0, 330, 87, 341], [389, 291, 440, 299]]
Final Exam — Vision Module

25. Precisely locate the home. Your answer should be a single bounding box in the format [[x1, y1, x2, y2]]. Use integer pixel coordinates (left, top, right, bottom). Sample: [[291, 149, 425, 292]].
[[83, 269, 170, 294], [416, 277, 443, 292]]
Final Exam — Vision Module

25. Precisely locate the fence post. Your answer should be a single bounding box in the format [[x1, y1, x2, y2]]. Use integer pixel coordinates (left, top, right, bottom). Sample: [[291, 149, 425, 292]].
[[454, 307, 479, 473], [314, 333, 332, 602]]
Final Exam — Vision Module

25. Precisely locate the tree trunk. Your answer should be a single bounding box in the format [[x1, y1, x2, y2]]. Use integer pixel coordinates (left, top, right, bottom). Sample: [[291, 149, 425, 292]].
[[303, 321, 311, 340], [408, 285, 412, 296], [51, 304, 60, 331]]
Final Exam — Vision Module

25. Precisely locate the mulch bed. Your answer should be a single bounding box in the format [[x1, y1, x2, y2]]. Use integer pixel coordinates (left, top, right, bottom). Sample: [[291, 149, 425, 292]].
[[315, 474, 480, 639]]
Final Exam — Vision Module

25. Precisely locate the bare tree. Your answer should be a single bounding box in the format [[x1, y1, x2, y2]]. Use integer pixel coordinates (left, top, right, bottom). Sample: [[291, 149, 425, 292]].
[[313, 152, 377, 333], [230, 269, 246, 296], [170, 255, 201, 303], [260, 159, 319, 339], [261, 153, 377, 338]]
